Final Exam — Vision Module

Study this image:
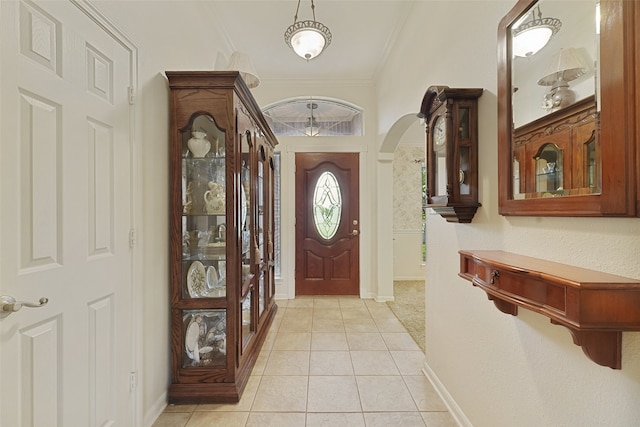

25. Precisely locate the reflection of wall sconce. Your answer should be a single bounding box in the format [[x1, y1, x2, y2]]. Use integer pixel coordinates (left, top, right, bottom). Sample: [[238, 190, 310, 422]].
[[537, 48, 587, 112], [512, 5, 562, 57]]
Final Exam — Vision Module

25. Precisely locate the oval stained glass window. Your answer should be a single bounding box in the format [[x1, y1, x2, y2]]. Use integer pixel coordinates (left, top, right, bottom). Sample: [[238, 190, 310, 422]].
[[312, 171, 342, 240]]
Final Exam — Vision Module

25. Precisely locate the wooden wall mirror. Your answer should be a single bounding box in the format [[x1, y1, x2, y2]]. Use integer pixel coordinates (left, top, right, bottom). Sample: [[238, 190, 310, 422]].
[[497, 0, 638, 216]]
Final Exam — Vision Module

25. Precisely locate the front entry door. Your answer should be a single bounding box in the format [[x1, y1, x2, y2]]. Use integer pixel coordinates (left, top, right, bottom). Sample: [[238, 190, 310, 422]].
[[295, 153, 360, 295], [0, 1, 136, 425]]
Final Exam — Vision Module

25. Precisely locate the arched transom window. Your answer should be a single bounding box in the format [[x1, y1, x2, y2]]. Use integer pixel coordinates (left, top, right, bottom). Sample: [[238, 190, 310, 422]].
[[263, 97, 363, 137]]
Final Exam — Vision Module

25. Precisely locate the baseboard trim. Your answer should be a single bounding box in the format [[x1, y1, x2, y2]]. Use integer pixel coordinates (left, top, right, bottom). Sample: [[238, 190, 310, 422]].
[[422, 361, 472, 427], [394, 276, 426, 281], [144, 392, 167, 427]]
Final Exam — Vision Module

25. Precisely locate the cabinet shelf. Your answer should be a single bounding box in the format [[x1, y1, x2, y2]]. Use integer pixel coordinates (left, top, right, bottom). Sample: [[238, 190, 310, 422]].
[[459, 250, 640, 369]]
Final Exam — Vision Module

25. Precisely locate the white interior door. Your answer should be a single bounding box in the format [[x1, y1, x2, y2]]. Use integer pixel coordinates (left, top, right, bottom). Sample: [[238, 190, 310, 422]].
[[1, 1, 136, 425]]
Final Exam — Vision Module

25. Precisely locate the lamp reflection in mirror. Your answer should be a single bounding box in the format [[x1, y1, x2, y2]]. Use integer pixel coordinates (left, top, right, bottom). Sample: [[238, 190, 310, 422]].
[[537, 48, 587, 112], [284, 0, 332, 60], [226, 51, 260, 88], [512, 5, 561, 57]]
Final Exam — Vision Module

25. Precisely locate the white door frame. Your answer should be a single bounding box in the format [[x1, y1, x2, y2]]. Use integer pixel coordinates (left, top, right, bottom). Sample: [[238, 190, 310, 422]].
[[64, 1, 143, 424], [280, 143, 373, 300]]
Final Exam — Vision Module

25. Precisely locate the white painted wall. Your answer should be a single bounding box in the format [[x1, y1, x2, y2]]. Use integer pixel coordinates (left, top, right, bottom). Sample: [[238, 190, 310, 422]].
[[377, 1, 640, 426], [93, 2, 234, 424], [392, 140, 425, 280]]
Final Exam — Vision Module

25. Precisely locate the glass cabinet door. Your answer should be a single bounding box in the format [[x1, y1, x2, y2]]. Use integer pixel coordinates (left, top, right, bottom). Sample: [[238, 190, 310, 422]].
[[240, 130, 253, 350], [257, 144, 266, 316], [267, 155, 276, 301], [181, 114, 227, 299], [534, 143, 563, 194], [457, 106, 471, 196], [182, 309, 226, 368], [179, 114, 227, 369]]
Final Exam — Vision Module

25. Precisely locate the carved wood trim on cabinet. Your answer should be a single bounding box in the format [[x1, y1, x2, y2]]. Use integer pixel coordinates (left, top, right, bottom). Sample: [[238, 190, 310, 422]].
[[459, 250, 640, 369]]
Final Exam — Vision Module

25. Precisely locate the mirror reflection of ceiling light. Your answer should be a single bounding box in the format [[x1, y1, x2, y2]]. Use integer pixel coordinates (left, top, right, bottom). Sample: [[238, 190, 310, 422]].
[[284, 0, 332, 61], [512, 5, 561, 57]]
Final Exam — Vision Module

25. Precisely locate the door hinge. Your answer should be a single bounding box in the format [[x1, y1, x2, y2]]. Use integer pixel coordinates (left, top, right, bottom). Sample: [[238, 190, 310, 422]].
[[128, 86, 135, 105], [129, 229, 137, 248], [129, 372, 137, 391]]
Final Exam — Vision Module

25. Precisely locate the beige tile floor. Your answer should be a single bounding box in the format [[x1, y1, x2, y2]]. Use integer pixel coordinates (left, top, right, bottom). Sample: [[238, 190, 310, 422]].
[[153, 297, 457, 427]]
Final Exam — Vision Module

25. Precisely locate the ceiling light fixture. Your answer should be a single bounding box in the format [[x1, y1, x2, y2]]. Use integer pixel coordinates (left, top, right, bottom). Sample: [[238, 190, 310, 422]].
[[512, 5, 561, 58], [304, 117, 320, 136], [284, 0, 332, 61], [304, 102, 320, 136]]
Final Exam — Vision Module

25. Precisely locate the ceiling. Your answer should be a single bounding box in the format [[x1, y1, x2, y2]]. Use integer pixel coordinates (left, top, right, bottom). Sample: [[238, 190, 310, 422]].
[[208, 1, 416, 82]]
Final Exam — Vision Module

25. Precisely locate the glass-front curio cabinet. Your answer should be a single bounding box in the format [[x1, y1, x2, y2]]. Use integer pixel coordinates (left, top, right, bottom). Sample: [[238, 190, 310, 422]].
[[166, 71, 278, 403]]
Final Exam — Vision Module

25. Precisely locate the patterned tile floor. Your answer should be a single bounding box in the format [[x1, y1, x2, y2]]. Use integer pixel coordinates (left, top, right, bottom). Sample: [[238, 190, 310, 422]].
[[152, 297, 457, 427]]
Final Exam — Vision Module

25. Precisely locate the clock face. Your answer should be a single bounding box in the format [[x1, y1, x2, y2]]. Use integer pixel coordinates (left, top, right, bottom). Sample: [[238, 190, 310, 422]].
[[433, 115, 447, 147]]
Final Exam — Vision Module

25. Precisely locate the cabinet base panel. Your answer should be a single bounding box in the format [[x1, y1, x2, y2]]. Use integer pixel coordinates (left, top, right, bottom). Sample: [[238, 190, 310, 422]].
[[168, 383, 241, 404]]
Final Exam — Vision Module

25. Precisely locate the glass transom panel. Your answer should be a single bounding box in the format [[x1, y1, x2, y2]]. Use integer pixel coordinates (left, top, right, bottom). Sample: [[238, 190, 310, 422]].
[[313, 171, 342, 240]]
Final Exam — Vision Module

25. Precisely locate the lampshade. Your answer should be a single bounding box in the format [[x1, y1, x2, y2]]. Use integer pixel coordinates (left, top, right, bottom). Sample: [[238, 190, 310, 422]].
[[284, 0, 332, 61], [537, 48, 587, 86], [512, 6, 561, 57], [226, 51, 260, 88], [538, 48, 587, 112]]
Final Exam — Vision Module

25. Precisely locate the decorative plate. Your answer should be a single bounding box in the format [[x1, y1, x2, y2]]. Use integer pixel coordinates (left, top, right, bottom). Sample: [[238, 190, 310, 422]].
[[206, 266, 219, 291], [199, 346, 213, 354], [187, 261, 206, 297], [185, 320, 200, 359], [241, 184, 247, 229]]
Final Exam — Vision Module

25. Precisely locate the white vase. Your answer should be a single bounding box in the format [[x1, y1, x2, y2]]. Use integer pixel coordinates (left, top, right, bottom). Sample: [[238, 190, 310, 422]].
[[188, 131, 210, 158]]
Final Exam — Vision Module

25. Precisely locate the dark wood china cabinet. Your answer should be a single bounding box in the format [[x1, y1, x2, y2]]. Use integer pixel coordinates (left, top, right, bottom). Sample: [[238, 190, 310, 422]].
[[166, 71, 277, 403]]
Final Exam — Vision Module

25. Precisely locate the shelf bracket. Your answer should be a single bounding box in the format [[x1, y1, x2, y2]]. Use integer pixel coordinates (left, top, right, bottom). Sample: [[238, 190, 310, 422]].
[[551, 321, 622, 369]]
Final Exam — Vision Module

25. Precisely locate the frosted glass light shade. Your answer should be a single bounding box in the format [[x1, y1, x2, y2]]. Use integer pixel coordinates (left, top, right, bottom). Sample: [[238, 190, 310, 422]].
[[291, 29, 326, 60], [226, 51, 260, 88], [284, 20, 332, 61], [511, 7, 561, 58], [513, 26, 553, 57]]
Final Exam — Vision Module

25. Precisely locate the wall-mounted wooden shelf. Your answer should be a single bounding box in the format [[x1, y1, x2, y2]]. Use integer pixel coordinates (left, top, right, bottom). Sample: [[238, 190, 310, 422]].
[[459, 250, 640, 369]]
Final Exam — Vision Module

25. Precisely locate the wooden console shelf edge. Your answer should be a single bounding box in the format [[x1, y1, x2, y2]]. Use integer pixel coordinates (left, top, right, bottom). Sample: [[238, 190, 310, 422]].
[[458, 250, 640, 369]]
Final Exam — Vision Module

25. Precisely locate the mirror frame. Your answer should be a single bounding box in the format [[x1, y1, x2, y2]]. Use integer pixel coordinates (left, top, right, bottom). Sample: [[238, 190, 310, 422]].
[[498, 0, 638, 216]]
